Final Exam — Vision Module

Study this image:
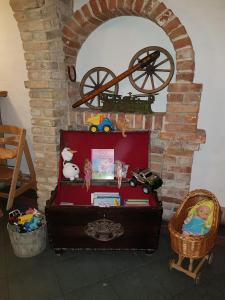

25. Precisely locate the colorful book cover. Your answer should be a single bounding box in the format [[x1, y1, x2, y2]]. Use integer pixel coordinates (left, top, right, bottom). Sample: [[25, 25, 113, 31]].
[[91, 149, 114, 179], [91, 192, 121, 207]]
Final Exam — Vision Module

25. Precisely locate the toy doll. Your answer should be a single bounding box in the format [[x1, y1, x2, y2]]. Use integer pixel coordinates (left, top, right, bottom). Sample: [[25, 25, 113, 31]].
[[84, 158, 92, 191], [182, 199, 214, 236], [114, 161, 129, 188], [115, 160, 123, 188]]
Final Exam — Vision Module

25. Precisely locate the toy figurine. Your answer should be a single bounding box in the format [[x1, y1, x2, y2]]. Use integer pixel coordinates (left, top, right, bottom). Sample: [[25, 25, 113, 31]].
[[116, 113, 129, 137], [114, 161, 129, 188], [115, 160, 123, 188], [182, 199, 214, 235], [61, 147, 77, 162], [63, 162, 80, 181], [84, 158, 92, 191]]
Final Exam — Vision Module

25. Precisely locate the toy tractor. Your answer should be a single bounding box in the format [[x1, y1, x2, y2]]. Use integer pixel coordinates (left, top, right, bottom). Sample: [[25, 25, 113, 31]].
[[87, 114, 114, 133]]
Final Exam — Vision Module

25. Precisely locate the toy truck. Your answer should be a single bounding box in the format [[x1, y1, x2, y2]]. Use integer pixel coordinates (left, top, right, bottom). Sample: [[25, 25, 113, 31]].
[[86, 114, 114, 133], [129, 168, 163, 194]]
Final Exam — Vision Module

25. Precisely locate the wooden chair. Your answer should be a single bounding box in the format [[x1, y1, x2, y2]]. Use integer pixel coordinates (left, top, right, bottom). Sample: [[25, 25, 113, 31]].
[[0, 125, 36, 210]]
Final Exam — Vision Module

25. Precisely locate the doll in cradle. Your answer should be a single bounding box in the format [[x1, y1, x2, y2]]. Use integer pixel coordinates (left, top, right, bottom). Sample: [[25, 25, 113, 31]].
[[182, 199, 214, 236]]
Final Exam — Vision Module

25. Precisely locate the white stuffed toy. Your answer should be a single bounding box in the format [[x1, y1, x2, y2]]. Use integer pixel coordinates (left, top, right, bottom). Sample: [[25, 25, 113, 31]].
[[63, 162, 80, 181], [61, 147, 79, 180], [61, 147, 77, 162]]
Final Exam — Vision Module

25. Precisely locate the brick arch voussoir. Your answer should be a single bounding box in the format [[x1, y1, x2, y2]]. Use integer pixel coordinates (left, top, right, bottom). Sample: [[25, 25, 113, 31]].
[[63, 0, 195, 82]]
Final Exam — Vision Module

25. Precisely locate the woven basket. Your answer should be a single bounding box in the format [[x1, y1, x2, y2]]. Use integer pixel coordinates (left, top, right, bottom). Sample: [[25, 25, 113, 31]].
[[7, 220, 46, 258], [168, 189, 221, 259]]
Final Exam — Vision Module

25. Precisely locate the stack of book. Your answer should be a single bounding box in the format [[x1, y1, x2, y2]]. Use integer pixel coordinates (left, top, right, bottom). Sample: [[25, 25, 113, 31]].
[[91, 192, 121, 207], [124, 199, 149, 206]]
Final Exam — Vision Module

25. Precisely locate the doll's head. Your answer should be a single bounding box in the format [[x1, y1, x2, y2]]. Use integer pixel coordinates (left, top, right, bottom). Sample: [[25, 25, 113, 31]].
[[187, 199, 214, 228], [196, 205, 211, 220]]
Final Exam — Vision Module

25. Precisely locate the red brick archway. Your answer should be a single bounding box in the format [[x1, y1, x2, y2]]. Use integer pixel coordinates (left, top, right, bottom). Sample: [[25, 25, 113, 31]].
[[63, 0, 195, 83], [62, 0, 205, 202]]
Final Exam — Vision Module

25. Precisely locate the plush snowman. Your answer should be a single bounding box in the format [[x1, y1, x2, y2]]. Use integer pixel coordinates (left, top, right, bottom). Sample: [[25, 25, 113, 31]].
[[62, 162, 80, 181], [61, 147, 77, 162], [61, 147, 79, 180]]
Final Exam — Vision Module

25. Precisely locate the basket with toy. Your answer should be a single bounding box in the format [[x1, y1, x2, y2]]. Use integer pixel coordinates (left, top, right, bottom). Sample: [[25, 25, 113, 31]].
[[168, 189, 221, 283]]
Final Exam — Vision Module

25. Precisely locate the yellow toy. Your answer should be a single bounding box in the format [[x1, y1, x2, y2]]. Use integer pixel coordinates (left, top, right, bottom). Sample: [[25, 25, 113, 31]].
[[182, 199, 214, 235], [18, 214, 33, 225], [86, 114, 104, 126]]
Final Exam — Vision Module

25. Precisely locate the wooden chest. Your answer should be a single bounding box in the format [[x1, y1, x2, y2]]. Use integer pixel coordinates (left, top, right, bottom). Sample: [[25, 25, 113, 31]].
[[45, 131, 163, 254]]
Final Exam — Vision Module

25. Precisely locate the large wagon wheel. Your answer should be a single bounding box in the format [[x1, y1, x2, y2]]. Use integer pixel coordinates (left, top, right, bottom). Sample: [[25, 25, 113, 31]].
[[79, 67, 119, 110], [128, 46, 174, 94]]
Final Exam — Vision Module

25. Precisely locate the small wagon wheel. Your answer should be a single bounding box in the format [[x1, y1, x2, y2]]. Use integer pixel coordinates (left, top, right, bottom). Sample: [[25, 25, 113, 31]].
[[129, 46, 174, 94], [79, 67, 119, 110]]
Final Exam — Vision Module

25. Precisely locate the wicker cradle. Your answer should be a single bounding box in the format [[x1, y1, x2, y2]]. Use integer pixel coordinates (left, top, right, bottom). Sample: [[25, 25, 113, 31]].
[[168, 189, 221, 283]]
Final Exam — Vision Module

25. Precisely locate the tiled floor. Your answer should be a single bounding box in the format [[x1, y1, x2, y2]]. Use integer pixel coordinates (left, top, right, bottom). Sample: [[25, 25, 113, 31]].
[[1, 192, 225, 300]]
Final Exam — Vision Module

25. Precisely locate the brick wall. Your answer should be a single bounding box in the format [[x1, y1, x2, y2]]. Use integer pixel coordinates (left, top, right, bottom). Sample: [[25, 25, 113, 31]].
[[10, 0, 205, 210]]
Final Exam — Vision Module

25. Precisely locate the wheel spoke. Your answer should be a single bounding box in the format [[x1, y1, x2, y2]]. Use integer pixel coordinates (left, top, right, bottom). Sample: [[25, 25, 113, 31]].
[[150, 74, 155, 90], [141, 74, 149, 90], [153, 72, 165, 83], [154, 58, 169, 68], [155, 68, 171, 72], [133, 71, 147, 82], [84, 84, 95, 89], [89, 74, 97, 86], [96, 71, 100, 84], [89, 98, 95, 104], [99, 72, 110, 85]]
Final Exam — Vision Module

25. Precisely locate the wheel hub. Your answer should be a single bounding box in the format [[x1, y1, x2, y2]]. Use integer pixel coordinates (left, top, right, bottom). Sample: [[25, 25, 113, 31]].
[[146, 64, 155, 75]]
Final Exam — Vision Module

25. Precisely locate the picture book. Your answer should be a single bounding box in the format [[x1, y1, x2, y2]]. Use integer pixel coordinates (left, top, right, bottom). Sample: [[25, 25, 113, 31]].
[[91, 192, 121, 207], [91, 149, 114, 179], [125, 199, 149, 206]]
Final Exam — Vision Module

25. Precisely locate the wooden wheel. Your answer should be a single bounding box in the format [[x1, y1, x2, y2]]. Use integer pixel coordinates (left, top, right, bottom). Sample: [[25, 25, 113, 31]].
[[79, 67, 119, 110], [129, 46, 174, 94]]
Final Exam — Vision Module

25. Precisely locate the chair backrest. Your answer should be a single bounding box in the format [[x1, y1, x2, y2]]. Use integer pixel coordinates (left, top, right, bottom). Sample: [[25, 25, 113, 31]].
[[0, 125, 26, 160]]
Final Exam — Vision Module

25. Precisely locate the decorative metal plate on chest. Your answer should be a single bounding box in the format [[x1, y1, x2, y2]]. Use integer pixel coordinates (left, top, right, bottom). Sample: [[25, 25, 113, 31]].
[[84, 218, 124, 241]]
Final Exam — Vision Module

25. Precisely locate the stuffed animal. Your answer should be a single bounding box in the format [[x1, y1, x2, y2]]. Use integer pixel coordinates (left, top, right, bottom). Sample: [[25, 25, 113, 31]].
[[61, 147, 77, 162], [63, 162, 80, 181], [182, 199, 214, 235]]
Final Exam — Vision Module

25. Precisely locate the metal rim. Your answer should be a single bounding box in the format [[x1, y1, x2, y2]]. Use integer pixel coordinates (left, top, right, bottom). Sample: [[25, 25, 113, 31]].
[[128, 46, 175, 94], [79, 67, 119, 110]]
